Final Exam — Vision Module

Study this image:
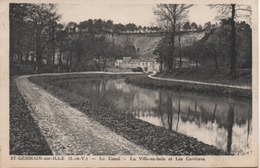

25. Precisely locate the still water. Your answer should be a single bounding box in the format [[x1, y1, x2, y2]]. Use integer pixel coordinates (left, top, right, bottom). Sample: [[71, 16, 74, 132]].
[[53, 77, 252, 155]]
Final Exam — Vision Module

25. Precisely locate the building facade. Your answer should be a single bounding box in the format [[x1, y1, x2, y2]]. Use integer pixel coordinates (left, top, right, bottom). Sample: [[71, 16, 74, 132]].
[[115, 56, 161, 73]]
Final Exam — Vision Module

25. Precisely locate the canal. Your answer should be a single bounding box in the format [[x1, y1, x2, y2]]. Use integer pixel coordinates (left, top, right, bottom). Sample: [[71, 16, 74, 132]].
[[52, 77, 252, 155]]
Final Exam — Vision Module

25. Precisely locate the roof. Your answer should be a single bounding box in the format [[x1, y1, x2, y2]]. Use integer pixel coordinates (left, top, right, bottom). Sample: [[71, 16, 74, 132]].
[[115, 59, 123, 63], [129, 59, 139, 63], [119, 55, 158, 64], [138, 53, 156, 62], [122, 57, 131, 63]]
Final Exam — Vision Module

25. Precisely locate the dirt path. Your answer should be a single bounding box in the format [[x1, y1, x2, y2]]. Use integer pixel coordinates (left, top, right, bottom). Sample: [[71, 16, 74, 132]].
[[16, 76, 152, 155], [148, 74, 251, 90]]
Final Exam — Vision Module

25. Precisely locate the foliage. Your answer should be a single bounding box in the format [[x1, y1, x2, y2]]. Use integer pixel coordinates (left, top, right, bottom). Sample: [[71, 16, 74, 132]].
[[185, 20, 252, 70], [209, 4, 252, 75], [191, 22, 198, 30], [153, 34, 170, 70], [10, 3, 60, 70], [183, 22, 191, 30]]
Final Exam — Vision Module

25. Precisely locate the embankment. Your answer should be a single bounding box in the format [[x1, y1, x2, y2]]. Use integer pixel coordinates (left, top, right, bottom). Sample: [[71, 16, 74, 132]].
[[156, 68, 251, 87], [10, 77, 52, 155], [125, 70, 252, 100]]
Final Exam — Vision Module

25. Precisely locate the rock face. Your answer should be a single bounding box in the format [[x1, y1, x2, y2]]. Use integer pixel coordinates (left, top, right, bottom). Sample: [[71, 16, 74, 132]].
[[103, 32, 207, 56]]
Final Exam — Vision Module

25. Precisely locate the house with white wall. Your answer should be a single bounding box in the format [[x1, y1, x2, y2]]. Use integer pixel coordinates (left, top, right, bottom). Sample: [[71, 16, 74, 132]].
[[121, 57, 131, 68], [115, 59, 123, 68], [115, 56, 161, 73], [174, 58, 199, 68]]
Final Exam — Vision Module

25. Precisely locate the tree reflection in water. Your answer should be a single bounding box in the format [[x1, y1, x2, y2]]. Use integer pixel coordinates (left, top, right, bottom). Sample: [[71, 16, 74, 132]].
[[176, 98, 181, 131], [53, 78, 252, 155], [167, 94, 173, 130], [212, 104, 217, 123], [152, 90, 251, 155], [227, 103, 234, 154]]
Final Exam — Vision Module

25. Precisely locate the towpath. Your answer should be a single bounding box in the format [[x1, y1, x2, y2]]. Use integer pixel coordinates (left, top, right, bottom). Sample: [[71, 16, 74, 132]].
[[148, 74, 251, 90], [16, 75, 151, 155]]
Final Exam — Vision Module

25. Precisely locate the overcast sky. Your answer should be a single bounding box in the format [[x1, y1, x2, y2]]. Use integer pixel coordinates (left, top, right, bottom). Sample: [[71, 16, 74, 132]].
[[57, 4, 218, 27]]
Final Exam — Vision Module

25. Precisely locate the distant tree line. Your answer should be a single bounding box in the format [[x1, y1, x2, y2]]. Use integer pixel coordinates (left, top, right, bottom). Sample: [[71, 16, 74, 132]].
[[63, 19, 162, 34]]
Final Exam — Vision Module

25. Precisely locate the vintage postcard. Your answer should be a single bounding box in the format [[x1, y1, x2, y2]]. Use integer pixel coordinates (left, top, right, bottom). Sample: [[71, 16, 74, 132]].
[[0, 0, 258, 167]]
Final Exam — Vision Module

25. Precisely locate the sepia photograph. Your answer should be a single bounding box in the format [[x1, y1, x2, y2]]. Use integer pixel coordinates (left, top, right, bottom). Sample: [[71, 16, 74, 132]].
[[0, 0, 258, 167]]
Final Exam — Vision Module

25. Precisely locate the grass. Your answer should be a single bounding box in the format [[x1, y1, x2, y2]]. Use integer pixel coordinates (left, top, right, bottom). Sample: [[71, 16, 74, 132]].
[[28, 74, 225, 155], [156, 68, 252, 87], [125, 74, 251, 100], [9, 76, 52, 155]]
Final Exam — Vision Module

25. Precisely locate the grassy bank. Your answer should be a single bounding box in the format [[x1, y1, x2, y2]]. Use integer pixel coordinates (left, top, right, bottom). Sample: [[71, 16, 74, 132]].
[[156, 68, 251, 87], [125, 75, 251, 100], [10, 77, 52, 155], [29, 74, 225, 155]]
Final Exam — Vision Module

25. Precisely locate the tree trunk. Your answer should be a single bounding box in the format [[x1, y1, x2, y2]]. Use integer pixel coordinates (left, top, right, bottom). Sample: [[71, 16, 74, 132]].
[[172, 6, 177, 70], [160, 60, 163, 72], [169, 31, 175, 70], [58, 49, 63, 73], [76, 54, 81, 72], [178, 33, 182, 68], [69, 51, 72, 72], [52, 24, 55, 65], [102, 58, 107, 71], [36, 26, 42, 71], [25, 28, 35, 63], [230, 4, 237, 75], [20, 51, 24, 64], [66, 54, 70, 66], [168, 5, 177, 71], [214, 55, 219, 70], [18, 52, 21, 65], [10, 33, 15, 64], [10, 47, 14, 63]]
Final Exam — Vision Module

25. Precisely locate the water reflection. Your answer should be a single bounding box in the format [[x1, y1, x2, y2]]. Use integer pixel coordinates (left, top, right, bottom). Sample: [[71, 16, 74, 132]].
[[53, 78, 252, 155]]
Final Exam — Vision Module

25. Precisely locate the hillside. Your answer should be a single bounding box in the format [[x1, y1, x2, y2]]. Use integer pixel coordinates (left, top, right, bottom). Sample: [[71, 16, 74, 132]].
[[103, 31, 207, 57]]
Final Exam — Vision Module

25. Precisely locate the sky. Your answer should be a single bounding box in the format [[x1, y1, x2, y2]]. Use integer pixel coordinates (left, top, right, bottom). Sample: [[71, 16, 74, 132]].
[[57, 4, 218, 27]]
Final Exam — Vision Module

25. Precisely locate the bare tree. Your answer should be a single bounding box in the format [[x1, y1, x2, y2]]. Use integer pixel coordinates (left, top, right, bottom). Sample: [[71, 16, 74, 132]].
[[154, 4, 193, 70], [209, 4, 252, 75]]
